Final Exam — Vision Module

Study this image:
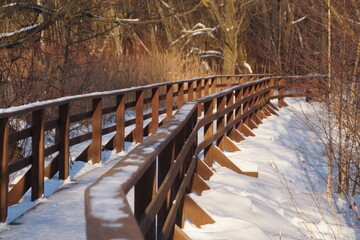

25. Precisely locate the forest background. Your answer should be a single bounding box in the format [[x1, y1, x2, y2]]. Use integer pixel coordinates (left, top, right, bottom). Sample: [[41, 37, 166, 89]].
[[0, 0, 359, 220]]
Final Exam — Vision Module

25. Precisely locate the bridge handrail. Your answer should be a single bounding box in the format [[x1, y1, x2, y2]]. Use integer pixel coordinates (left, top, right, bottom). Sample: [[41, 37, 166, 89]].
[[84, 74, 326, 239], [0, 74, 277, 224]]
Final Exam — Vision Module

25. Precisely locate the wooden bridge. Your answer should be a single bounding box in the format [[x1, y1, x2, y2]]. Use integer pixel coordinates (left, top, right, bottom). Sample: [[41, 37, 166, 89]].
[[0, 74, 325, 239]]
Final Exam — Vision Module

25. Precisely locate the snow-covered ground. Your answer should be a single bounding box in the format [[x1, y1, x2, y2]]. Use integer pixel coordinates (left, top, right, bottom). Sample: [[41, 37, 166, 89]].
[[184, 99, 359, 239], [0, 98, 359, 239]]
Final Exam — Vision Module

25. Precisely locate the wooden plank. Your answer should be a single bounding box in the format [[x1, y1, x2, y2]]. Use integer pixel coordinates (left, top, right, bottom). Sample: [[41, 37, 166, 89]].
[[204, 79, 210, 96], [245, 116, 258, 130], [228, 128, 246, 143], [210, 78, 216, 94], [191, 173, 210, 196], [173, 224, 191, 240], [135, 161, 156, 239], [44, 155, 59, 179], [203, 100, 214, 167], [0, 117, 8, 222], [238, 122, 255, 137], [196, 80, 202, 116], [31, 109, 45, 201], [58, 104, 70, 180], [183, 195, 215, 228], [135, 91, 144, 143], [115, 94, 125, 152], [165, 85, 173, 123], [178, 83, 184, 108], [187, 81, 194, 101], [150, 88, 159, 134], [265, 104, 278, 116], [8, 168, 32, 206], [212, 145, 258, 178], [196, 158, 213, 181], [219, 136, 241, 152], [91, 98, 102, 164], [157, 140, 175, 236]]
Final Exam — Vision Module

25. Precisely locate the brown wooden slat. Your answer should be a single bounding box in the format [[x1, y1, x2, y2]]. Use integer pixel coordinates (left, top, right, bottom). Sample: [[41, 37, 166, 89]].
[[0, 117, 8, 222], [90, 98, 102, 164], [31, 109, 45, 201], [212, 145, 258, 178], [219, 136, 241, 152], [8, 156, 32, 174], [134, 91, 144, 143], [196, 159, 213, 181], [228, 128, 245, 143], [9, 128, 31, 144], [69, 111, 92, 124], [165, 85, 173, 123], [150, 88, 159, 134], [8, 168, 32, 206], [173, 224, 191, 240], [191, 173, 210, 196], [58, 104, 70, 180], [115, 95, 125, 153], [183, 195, 215, 228]]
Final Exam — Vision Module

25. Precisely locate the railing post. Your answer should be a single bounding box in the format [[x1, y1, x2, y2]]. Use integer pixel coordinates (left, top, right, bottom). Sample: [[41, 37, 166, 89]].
[[31, 109, 45, 201], [196, 80, 202, 116], [217, 95, 226, 145], [204, 79, 210, 96], [150, 88, 159, 134], [58, 104, 70, 180], [210, 78, 216, 94], [0, 117, 8, 223], [204, 100, 214, 167], [115, 94, 125, 152], [226, 91, 234, 125], [157, 140, 175, 236], [135, 161, 156, 239], [278, 78, 287, 107], [135, 91, 144, 143], [188, 81, 194, 101], [178, 83, 184, 109], [226, 77, 231, 88], [165, 85, 173, 122], [91, 98, 102, 164]]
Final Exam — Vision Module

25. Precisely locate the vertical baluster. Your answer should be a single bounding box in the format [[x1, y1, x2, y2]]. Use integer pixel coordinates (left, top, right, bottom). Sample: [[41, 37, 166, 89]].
[[32, 109, 45, 201], [188, 81, 194, 101], [210, 78, 216, 94], [116, 94, 125, 152], [217, 95, 226, 146], [135, 161, 156, 240], [203, 100, 214, 167], [0, 117, 8, 223], [278, 78, 287, 107], [135, 90, 144, 143], [178, 83, 184, 108], [91, 98, 102, 164], [150, 88, 159, 134], [196, 80, 202, 116], [165, 85, 173, 122], [59, 104, 70, 180], [226, 77, 231, 88], [157, 140, 175, 236], [204, 79, 210, 96]]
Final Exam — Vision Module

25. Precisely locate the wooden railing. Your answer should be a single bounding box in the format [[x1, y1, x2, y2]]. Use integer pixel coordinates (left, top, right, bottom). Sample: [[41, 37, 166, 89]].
[[83, 75, 325, 240], [0, 74, 273, 224]]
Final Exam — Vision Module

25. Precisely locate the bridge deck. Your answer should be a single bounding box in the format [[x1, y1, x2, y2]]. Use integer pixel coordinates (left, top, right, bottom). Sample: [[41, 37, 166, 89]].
[[0, 99, 355, 239]]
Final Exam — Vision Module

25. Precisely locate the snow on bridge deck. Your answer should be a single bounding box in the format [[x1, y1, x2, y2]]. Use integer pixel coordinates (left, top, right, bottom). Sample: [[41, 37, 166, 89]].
[[0, 99, 357, 240]]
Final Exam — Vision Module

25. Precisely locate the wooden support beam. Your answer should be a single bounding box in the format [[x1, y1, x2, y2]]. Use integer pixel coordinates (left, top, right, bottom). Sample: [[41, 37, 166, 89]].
[[0, 117, 8, 222], [196, 158, 213, 181], [268, 102, 280, 112], [31, 109, 45, 201], [252, 114, 263, 125], [8, 168, 32, 206], [135, 91, 144, 143], [173, 225, 191, 240], [91, 98, 102, 164], [228, 128, 246, 143], [58, 104, 70, 180], [211, 145, 258, 178], [178, 83, 185, 108], [238, 123, 255, 137], [183, 195, 215, 228], [191, 173, 210, 196], [203, 100, 214, 167], [115, 94, 125, 152], [166, 85, 173, 122], [245, 117, 258, 130], [219, 136, 241, 152], [265, 105, 278, 116]]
